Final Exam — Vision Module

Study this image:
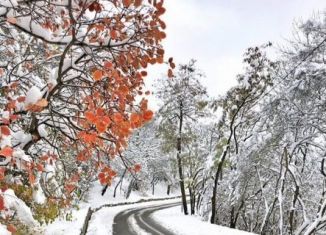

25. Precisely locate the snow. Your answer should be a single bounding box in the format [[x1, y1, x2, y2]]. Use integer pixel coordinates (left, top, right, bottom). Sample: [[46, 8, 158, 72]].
[[2, 189, 39, 227], [45, 180, 255, 235], [0, 0, 18, 7], [25, 86, 42, 105], [231, 104, 238, 110], [0, 135, 11, 148], [241, 75, 251, 89], [0, 223, 10, 235], [33, 179, 46, 204], [0, 8, 7, 15], [10, 148, 33, 171], [45, 181, 180, 235], [38, 124, 48, 137], [128, 213, 150, 235], [33, 187, 46, 204], [45, 195, 182, 235], [12, 131, 32, 148], [45, 206, 89, 235], [87, 199, 182, 235], [1, 111, 10, 120], [152, 206, 256, 235], [49, 68, 58, 87]]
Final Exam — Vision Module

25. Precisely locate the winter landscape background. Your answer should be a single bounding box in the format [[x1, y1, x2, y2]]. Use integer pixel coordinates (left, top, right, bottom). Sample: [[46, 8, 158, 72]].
[[0, 0, 326, 234]]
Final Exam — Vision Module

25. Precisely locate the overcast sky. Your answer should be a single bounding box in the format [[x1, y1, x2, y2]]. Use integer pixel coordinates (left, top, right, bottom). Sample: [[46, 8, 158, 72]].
[[146, 0, 325, 104]]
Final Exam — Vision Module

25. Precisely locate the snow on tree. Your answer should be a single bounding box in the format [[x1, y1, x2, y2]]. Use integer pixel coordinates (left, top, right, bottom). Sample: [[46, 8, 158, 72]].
[[198, 13, 326, 235], [156, 59, 208, 215], [0, 0, 167, 231], [113, 119, 175, 198]]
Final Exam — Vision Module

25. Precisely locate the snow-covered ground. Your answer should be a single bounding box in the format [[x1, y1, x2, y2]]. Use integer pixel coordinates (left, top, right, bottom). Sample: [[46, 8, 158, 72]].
[[45, 181, 255, 235], [152, 206, 256, 235], [45, 181, 179, 235]]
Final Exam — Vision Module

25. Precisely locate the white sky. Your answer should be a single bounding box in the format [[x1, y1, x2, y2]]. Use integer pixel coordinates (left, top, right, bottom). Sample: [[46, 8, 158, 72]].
[[146, 0, 325, 106]]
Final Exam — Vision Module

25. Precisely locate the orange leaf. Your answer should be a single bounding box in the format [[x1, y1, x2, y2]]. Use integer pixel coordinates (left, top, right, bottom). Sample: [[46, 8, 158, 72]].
[[143, 110, 153, 121], [96, 108, 105, 116], [9, 114, 19, 122], [109, 170, 117, 178], [113, 113, 123, 123], [122, 0, 131, 7], [119, 86, 129, 94], [65, 184, 75, 193], [157, 6, 166, 15], [104, 61, 113, 69], [40, 155, 49, 161], [130, 113, 140, 123], [134, 164, 141, 172], [29, 173, 35, 184], [93, 70, 103, 81], [7, 224, 17, 234], [110, 30, 117, 39], [0, 126, 10, 136], [102, 116, 111, 126], [0, 195, 4, 210], [35, 98, 48, 107], [141, 71, 147, 76], [0, 168, 5, 180], [77, 152, 88, 162], [36, 163, 44, 172], [98, 172, 105, 179], [134, 0, 142, 7], [168, 69, 173, 78], [85, 111, 97, 123], [140, 99, 148, 111], [0, 147, 13, 157], [7, 17, 17, 24], [96, 120, 108, 133], [17, 96, 26, 103]]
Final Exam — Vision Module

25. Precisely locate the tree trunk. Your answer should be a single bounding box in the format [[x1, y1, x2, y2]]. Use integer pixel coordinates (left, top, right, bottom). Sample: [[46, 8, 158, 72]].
[[113, 169, 126, 198], [177, 100, 188, 215], [80, 207, 93, 235], [211, 143, 231, 223], [167, 184, 171, 195], [196, 193, 201, 212], [230, 206, 236, 228], [177, 149, 188, 215], [210, 95, 247, 224], [152, 182, 155, 195], [211, 173, 217, 223], [126, 179, 134, 199], [189, 187, 195, 215], [189, 187, 193, 214]]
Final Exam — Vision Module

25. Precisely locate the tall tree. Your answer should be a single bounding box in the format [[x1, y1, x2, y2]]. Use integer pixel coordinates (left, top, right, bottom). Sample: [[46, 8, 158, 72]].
[[157, 60, 208, 215], [209, 43, 275, 224]]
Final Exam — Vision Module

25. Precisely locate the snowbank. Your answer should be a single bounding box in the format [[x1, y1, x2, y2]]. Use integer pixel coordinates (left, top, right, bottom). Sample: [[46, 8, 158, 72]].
[[2, 189, 38, 227], [152, 206, 256, 235]]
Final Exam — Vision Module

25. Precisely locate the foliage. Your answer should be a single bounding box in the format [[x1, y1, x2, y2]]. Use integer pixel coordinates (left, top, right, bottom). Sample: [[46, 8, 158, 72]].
[[0, 0, 167, 229], [33, 200, 61, 225]]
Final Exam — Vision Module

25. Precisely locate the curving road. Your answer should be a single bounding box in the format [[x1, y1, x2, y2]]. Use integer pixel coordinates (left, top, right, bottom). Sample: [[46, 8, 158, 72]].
[[112, 201, 181, 235]]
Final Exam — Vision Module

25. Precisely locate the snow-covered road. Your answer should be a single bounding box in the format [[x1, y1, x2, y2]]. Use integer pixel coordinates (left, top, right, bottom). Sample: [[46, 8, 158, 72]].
[[113, 202, 180, 235]]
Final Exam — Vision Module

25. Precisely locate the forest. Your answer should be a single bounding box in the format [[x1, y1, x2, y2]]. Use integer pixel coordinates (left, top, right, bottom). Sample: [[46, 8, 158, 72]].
[[0, 0, 326, 235]]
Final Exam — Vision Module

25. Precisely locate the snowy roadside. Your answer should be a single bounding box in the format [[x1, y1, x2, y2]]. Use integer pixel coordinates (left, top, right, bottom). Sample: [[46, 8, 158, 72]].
[[45, 181, 180, 235], [151, 206, 257, 235]]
